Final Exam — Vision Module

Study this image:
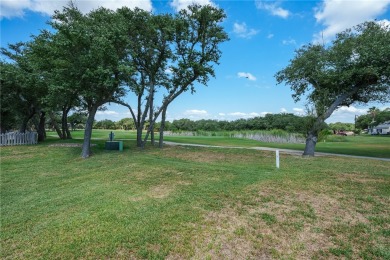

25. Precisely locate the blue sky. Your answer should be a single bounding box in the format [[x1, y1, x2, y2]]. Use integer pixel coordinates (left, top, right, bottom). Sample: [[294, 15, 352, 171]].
[[1, 0, 390, 123]]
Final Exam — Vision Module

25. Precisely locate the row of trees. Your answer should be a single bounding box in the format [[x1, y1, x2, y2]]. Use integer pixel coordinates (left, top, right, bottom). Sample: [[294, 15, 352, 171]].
[[356, 107, 390, 129], [94, 118, 134, 130], [1, 3, 228, 158], [90, 113, 310, 132], [168, 113, 311, 132], [1, 3, 389, 157], [92, 107, 390, 133], [327, 122, 355, 132], [59, 106, 390, 133]]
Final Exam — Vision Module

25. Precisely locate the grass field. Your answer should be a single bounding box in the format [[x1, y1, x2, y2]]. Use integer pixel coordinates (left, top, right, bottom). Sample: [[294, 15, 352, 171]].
[[1, 137, 389, 259], [65, 129, 390, 158]]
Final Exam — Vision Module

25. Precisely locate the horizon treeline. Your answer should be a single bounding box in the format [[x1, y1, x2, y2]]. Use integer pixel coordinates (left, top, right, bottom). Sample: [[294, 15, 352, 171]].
[[91, 107, 390, 133], [92, 113, 313, 133]]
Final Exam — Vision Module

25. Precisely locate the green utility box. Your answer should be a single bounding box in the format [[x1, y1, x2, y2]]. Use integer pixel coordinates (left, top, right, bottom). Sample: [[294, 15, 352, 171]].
[[105, 141, 123, 151]]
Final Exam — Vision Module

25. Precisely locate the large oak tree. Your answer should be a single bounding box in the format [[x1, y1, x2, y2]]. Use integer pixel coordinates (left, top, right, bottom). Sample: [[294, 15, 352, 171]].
[[49, 6, 130, 158], [114, 8, 174, 148], [156, 4, 229, 148], [115, 4, 228, 148], [275, 21, 390, 156]]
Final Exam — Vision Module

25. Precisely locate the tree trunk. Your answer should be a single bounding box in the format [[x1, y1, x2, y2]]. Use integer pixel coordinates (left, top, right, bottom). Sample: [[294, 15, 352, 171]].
[[19, 120, 29, 133], [159, 106, 167, 148], [19, 108, 35, 133], [137, 126, 143, 148], [301, 88, 360, 156], [111, 100, 139, 146], [65, 106, 72, 139], [149, 88, 155, 146], [49, 112, 63, 139], [61, 106, 72, 139], [150, 128, 155, 145], [81, 106, 98, 158], [303, 131, 318, 156], [143, 120, 158, 149], [138, 99, 151, 149], [61, 111, 67, 139], [37, 111, 46, 142], [66, 126, 72, 139]]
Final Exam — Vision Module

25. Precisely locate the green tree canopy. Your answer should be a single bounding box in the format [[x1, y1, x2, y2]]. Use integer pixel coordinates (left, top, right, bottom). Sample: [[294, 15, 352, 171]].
[[115, 4, 229, 148], [47, 5, 132, 157], [276, 21, 390, 156], [1, 41, 48, 135], [356, 107, 390, 129], [116, 118, 135, 130]]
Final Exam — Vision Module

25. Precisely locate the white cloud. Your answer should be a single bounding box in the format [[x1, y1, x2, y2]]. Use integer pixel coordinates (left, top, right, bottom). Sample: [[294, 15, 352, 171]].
[[280, 108, 287, 113], [96, 110, 119, 116], [378, 19, 390, 28], [0, 0, 31, 18], [288, 105, 372, 123], [170, 0, 214, 12], [174, 110, 276, 121], [233, 22, 259, 39], [282, 38, 297, 46], [1, 0, 153, 19], [249, 112, 260, 117], [293, 108, 305, 115], [314, 0, 390, 43], [326, 105, 369, 123], [227, 112, 261, 119], [255, 0, 290, 19], [331, 106, 367, 119], [184, 109, 208, 116], [260, 112, 272, 116], [229, 112, 247, 117], [237, 72, 257, 81], [267, 33, 274, 39]]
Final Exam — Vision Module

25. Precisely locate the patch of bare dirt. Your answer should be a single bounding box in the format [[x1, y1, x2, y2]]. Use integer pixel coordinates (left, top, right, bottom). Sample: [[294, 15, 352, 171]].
[[336, 173, 387, 184], [126, 180, 193, 202], [244, 187, 375, 258], [188, 185, 377, 259], [253, 188, 369, 226], [157, 146, 260, 164], [113, 247, 140, 259], [191, 207, 257, 259], [148, 184, 174, 199]]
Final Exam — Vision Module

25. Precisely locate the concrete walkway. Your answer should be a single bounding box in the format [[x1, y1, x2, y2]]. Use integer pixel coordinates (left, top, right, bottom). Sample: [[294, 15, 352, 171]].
[[163, 141, 390, 162]]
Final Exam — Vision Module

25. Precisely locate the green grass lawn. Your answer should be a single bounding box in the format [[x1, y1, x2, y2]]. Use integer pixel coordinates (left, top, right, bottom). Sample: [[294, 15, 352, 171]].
[[1, 139, 389, 259], [62, 129, 390, 158]]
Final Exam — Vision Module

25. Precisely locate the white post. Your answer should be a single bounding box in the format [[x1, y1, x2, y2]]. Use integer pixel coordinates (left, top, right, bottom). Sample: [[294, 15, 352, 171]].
[[276, 150, 280, 169]]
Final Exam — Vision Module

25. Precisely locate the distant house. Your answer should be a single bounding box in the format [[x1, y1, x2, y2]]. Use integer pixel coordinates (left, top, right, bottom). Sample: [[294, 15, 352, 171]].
[[371, 121, 390, 135]]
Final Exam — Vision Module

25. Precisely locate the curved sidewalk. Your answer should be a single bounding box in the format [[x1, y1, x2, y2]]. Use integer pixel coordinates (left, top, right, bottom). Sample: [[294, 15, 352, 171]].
[[164, 141, 390, 162]]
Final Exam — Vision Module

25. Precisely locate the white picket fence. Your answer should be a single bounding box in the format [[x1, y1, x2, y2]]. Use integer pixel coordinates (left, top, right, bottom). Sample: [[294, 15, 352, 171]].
[[0, 132, 38, 146]]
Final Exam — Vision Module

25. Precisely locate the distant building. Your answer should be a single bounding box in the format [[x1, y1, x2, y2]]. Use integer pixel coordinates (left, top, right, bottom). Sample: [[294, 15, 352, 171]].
[[370, 121, 390, 135]]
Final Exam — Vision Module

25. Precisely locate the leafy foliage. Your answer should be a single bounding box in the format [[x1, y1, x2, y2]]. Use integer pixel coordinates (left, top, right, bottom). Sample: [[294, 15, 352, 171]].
[[1, 42, 48, 133], [114, 4, 229, 148], [168, 113, 309, 133], [1, 3, 228, 156], [356, 107, 390, 129], [275, 21, 390, 156], [276, 22, 390, 114]]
